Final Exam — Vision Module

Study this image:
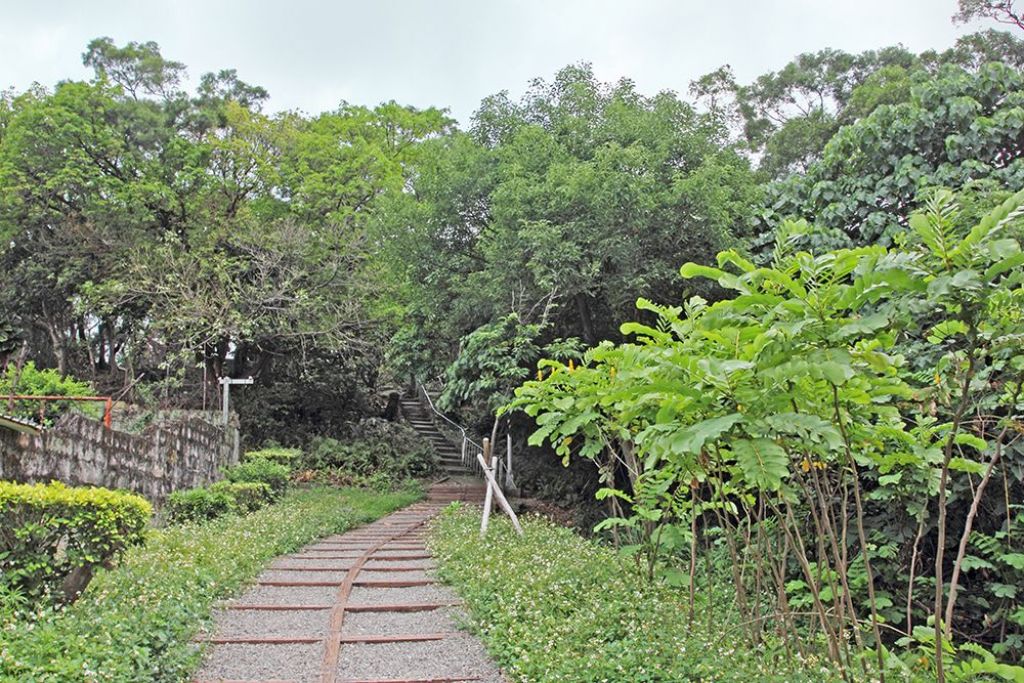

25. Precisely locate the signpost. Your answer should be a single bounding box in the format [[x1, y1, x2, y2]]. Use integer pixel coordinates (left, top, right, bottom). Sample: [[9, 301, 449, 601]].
[[219, 376, 253, 426]]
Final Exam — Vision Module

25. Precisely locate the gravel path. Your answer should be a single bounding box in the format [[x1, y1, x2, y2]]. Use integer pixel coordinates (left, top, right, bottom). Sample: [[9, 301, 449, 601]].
[[234, 585, 339, 605], [337, 636, 505, 681], [200, 642, 322, 680], [348, 584, 453, 605], [211, 608, 332, 638], [364, 558, 436, 570], [194, 480, 504, 683], [341, 606, 463, 636], [357, 569, 431, 582], [261, 569, 349, 583], [270, 558, 356, 570]]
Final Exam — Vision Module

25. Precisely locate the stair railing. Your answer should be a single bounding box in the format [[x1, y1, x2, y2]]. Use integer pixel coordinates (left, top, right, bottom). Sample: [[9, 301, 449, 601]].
[[416, 382, 485, 478]]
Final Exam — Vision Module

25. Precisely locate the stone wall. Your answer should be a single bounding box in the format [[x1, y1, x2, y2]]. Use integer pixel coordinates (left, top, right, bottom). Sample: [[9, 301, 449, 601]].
[[0, 411, 239, 503]]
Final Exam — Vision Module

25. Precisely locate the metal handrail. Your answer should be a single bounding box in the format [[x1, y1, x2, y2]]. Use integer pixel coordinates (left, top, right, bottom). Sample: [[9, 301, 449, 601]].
[[415, 382, 486, 478], [417, 383, 478, 446]]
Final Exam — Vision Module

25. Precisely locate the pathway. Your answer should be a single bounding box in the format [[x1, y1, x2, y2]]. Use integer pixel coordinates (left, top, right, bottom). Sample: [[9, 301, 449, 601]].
[[194, 480, 500, 683]]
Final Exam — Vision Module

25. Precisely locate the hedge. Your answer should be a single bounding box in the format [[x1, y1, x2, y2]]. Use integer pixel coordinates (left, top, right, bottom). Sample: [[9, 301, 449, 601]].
[[212, 481, 272, 512], [0, 481, 151, 604]]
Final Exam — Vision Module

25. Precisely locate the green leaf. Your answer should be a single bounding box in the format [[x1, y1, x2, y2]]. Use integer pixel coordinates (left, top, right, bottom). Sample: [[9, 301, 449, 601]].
[[732, 438, 789, 491], [1000, 553, 1024, 570], [961, 555, 996, 572], [595, 488, 633, 504], [948, 457, 985, 475], [927, 319, 968, 344], [819, 361, 852, 386], [984, 252, 1024, 281], [991, 583, 1018, 599], [669, 414, 744, 455], [953, 432, 988, 452]]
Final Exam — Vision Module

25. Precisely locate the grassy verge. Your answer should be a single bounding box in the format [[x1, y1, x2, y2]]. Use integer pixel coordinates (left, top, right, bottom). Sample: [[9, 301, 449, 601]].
[[0, 485, 420, 682], [429, 505, 842, 683]]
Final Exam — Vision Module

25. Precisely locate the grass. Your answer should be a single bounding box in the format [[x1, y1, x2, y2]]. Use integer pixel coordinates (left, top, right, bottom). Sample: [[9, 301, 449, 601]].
[[0, 485, 420, 682], [429, 505, 844, 683]]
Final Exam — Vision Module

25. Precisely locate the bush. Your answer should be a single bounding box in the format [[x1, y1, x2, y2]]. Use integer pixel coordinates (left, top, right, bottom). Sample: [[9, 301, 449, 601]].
[[0, 487, 420, 681], [0, 481, 151, 604], [165, 486, 236, 524], [245, 446, 301, 471], [223, 456, 289, 500], [301, 419, 437, 481], [211, 481, 272, 512], [0, 362, 97, 424], [166, 481, 274, 524]]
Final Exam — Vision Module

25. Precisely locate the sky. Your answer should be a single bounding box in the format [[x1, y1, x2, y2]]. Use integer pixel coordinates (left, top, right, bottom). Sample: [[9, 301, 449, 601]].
[[0, 1, 992, 124]]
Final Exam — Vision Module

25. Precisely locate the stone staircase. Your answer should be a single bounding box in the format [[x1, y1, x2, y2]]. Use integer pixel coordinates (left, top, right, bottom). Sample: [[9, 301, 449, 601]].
[[399, 395, 475, 478]]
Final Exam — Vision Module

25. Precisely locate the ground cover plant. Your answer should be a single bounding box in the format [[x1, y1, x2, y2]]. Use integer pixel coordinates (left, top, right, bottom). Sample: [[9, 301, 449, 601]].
[[0, 486, 419, 681], [430, 504, 844, 682]]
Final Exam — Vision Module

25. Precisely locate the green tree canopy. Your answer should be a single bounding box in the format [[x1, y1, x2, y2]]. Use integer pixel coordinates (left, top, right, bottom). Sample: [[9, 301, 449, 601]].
[[761, 63, 1024, 248], [375, 64, 760, 397]]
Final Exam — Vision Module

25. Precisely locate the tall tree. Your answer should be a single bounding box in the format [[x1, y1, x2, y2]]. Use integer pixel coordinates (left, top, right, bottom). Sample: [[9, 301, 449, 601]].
[[955, 0, 1024, 30], [376, 64, 760, 398]]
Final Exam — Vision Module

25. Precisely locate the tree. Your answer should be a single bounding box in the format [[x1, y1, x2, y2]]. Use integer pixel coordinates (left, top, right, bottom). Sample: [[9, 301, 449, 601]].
[[760, 63, 1024, 248], [373, 65, 762, 439], [694, 33, 1024, 178], [0, 37, 449, 440], [82, 37, 186, 100], [955, 0, 1024, 31]]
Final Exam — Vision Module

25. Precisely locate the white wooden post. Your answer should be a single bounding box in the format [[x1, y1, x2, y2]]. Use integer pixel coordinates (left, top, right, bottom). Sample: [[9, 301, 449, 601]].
[[480, 438, 494, 536], [477, 451, 524, 536], [480, 455, 498, 536], [506, 433, 513, 489]]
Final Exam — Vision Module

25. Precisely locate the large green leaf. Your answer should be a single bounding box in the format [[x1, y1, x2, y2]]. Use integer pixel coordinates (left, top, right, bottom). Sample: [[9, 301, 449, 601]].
[[670, 413, 744, 456], [732, 438, 790, 491]]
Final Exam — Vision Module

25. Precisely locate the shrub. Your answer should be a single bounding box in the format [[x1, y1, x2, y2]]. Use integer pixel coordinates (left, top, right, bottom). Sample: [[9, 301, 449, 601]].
[[211, 480, 272, 512], [0, 481, 151, 604], [302, 419, 437, 481], [305, 437, 374, 473], [165, 486, 236, 524], [0, 487, 420, 681], [224, 457, 289, 499], [245, 446, 301, 471], [0, 362, 96, 424]]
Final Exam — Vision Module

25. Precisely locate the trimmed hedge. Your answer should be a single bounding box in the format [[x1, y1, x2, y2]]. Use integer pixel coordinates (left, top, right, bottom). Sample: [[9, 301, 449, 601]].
[[165, 486, 235, 524], [0, 481, 151, 603], [0, 487, 420, 681]]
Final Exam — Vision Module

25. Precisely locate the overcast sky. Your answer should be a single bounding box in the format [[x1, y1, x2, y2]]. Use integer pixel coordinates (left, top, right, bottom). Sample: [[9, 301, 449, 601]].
[[0, 1, 992, 124]]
